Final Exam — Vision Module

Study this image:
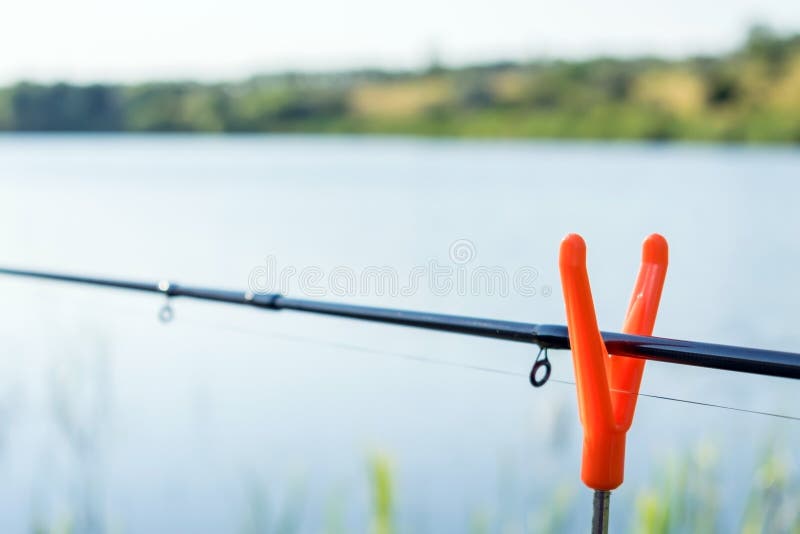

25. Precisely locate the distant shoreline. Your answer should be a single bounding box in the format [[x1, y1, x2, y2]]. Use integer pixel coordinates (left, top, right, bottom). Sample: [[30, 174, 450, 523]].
[[1, 27, 798, 144], [3, 132, 800, 151]]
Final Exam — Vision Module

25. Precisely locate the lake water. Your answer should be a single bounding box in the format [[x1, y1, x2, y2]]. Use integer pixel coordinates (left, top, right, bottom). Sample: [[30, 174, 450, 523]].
[[0, 135, 798, 533]]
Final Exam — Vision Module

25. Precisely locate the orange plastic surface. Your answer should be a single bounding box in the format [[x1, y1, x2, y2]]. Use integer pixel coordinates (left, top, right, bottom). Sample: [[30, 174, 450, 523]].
[[559, 233, 668, 491]]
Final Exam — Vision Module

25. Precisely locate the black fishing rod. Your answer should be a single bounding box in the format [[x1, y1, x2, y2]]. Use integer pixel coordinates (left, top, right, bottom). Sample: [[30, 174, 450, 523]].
[[1, 266, 799, 382]]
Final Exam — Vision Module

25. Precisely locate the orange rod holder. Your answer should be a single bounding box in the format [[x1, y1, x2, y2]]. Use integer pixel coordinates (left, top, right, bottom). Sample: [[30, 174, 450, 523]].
[[559, 233, 668, 529]]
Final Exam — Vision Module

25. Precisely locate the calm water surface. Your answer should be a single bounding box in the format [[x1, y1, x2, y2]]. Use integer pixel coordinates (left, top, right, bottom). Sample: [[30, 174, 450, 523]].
[[0, 135, 798, 533]]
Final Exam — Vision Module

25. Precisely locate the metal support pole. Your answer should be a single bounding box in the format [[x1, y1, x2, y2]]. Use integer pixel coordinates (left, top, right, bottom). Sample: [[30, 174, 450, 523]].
[[592, 490, 610, 534]]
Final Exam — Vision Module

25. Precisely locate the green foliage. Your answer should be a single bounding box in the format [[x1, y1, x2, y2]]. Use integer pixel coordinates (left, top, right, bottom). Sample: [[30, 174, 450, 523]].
[[369, 454, 394, 534], [28, 442, 800, 533], [633, 441, 719, 534], [532, 484, 576, 533], [632, 441, 800, 534], [0, 88, 12, 130], [740, 444, 800, 534], [2, 26, 800, 142], [10, 82, 123, 131], [239, 477, 306, 534], [743, 25, 800, 69]]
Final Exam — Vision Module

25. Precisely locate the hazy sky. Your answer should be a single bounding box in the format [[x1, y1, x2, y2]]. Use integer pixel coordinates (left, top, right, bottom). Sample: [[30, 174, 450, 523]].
[[3, 0, 799, 83]]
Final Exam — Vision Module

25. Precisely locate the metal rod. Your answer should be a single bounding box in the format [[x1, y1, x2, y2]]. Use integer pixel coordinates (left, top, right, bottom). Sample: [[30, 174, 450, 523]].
[[592, 490, 610, 534], [1, 266, 800, 380]]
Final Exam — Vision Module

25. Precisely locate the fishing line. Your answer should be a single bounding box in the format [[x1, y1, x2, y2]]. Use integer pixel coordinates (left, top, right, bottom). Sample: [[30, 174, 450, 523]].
[[547, 379, 800, 422], [17, 297, 800, 423], [176, 314, 800, 423], [193, 318, 525, 379]]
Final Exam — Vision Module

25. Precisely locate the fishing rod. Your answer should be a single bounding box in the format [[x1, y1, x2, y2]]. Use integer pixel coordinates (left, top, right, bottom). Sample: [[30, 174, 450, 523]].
[[1, 266, 799, 382], [1, 236, 799, 534]]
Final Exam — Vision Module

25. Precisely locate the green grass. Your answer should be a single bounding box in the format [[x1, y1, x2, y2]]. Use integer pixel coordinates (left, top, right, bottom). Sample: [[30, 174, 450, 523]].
[[29, 442, 800, 533]]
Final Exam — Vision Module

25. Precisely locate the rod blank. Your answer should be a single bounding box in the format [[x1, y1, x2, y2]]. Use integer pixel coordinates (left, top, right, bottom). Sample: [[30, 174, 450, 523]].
[[1, 266, 799, 380]]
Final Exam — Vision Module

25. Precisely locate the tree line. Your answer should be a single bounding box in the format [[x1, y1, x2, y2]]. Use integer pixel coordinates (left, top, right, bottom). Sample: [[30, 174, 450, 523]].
[[1, 26, 798, 142]]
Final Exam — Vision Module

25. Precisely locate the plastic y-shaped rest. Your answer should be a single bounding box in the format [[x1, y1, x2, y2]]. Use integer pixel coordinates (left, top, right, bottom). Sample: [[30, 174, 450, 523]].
[[559, 233, 668, 491]]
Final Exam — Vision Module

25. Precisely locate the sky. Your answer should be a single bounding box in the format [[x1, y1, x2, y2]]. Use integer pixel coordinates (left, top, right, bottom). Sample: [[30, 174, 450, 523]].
[[2, 0, 800, 84]]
